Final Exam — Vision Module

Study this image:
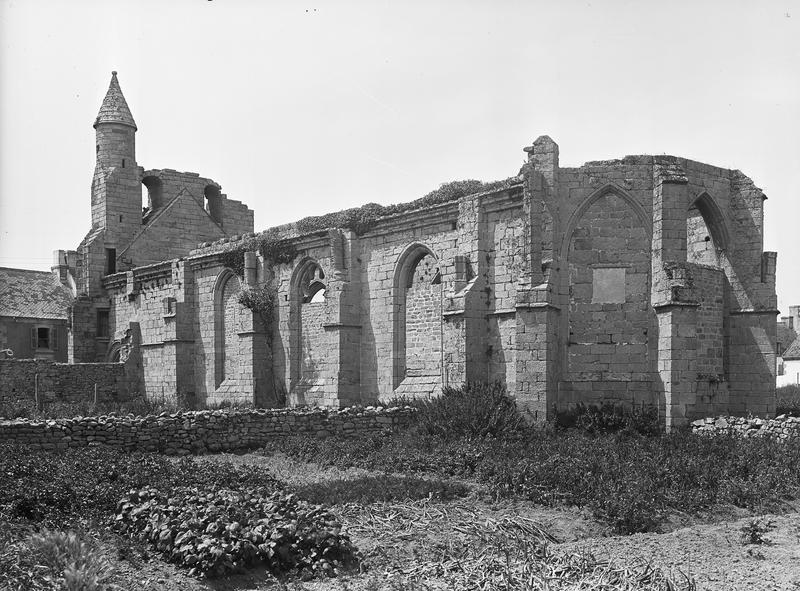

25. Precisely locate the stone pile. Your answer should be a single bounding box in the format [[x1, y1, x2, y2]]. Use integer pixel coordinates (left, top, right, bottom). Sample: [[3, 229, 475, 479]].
[[0, 406, 415, 454], [691, 415, 800, 440]]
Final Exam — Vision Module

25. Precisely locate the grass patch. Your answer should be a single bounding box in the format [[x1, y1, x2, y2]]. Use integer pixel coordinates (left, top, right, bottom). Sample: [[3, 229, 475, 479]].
[[0, 523, 115, 591]]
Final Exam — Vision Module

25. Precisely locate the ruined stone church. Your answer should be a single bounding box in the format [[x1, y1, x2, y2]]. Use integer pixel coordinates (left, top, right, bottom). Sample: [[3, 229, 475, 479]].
[[54, 72, 778, 427]]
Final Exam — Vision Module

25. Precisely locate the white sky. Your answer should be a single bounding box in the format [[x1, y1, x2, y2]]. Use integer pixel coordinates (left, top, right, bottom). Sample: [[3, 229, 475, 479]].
[[0, 0, 798, 313]]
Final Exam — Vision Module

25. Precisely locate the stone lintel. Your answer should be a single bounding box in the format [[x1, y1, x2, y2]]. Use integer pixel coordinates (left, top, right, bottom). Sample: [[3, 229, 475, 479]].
[[322, 323, 362, 330], [729, 308, 781, 316]]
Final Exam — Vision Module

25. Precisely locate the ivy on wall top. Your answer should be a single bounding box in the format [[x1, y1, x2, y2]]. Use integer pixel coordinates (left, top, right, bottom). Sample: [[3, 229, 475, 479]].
[[295, 177, 519, 236], [218, 233, 298, 277]]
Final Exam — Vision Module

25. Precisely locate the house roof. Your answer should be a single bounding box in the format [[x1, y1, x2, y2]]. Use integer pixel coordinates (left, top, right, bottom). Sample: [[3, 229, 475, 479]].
[[94, 71, 137, 130], [784, 337, 800, 361], [0, 267, 73, 320]]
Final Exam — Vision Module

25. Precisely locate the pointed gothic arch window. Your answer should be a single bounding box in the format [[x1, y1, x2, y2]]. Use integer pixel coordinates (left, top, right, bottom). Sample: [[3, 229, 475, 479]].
[[214, 270, 241, 388], [392, 244, 442, 392]]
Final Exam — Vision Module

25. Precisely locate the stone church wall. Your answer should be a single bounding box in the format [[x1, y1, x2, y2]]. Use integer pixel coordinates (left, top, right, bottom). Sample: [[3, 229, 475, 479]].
[[61, 92, 779, 429]]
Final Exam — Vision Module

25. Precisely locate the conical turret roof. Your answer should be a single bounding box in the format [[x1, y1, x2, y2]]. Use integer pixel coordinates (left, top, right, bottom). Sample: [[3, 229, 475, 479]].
[[94, 71, 137, 130]]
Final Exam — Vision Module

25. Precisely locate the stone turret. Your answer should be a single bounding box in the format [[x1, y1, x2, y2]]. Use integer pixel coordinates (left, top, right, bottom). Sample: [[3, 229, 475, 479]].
[[90, 71, 141, 260]]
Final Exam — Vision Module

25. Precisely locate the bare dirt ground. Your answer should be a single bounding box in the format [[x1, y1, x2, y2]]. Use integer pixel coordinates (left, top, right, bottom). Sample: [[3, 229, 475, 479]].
[[40, 452, 800, 590]]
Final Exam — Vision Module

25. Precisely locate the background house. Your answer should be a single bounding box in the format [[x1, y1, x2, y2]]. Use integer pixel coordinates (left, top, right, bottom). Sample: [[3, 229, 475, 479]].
[[0, 264, 74, 362]]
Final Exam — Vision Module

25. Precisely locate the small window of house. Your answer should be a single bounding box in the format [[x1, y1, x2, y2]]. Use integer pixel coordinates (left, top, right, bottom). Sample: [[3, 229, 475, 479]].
[[30, 326, 57, 351], [37, 327, 50, 349], [97, 310, 110, 338], [592, 267, 626, 303]]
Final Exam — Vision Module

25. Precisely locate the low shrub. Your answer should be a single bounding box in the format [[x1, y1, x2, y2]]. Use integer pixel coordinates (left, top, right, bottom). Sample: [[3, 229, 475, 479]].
[[777, 384, 800, 416], [293, 474, 470, 505], [115, 487, 357, 579], [394, 382, 526, 440]]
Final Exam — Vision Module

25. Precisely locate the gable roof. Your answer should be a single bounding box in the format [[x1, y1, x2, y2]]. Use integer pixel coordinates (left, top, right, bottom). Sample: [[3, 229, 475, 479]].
[[117, 188, 225, 262], [0, 268, 73, 320], [784, 336, 800, 361]]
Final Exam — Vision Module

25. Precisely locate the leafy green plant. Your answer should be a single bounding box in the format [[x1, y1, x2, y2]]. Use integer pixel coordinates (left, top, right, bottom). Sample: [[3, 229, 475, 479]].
[[739, 518, 774, 545], [115, 486, 357, 579]]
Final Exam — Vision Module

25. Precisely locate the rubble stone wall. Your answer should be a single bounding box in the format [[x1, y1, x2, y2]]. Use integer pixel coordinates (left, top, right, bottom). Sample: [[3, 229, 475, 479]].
[[0, 406, 415, 454], [692, 415, 800, 441]]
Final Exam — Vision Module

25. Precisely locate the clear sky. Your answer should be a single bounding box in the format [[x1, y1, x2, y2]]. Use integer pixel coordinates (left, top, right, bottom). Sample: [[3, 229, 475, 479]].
[[0, 0, 797, 312]]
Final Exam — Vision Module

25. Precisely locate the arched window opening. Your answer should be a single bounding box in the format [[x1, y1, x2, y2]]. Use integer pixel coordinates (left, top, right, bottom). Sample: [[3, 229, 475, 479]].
[[289, 259, 328, 404], [204, 185, 223, 226], [214, 271, 241, 388], [687, 193, 728, 268], [141, 176, 164, 223], [299, 264, 326, 304], [393, 245, 442, 393]]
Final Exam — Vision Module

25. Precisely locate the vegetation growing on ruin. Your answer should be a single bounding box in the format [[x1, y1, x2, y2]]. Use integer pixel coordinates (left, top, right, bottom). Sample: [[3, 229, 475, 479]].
[[218, 178, 518, 276], [218, 231, 298, 276], [294, 177, 519, 236], [237, 284, 277, 331]]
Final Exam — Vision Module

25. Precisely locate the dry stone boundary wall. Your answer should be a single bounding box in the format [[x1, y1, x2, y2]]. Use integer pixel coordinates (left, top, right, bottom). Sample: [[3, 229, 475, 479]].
[[0, 406, 416, 454], [691, 415, 800, 441]]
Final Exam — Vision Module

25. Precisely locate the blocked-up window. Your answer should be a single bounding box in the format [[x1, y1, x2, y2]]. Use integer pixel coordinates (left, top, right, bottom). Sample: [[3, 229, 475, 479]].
[[592, 267, 626, 303]]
